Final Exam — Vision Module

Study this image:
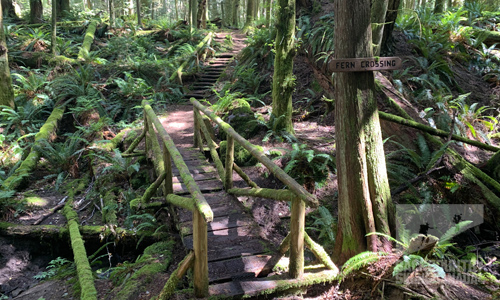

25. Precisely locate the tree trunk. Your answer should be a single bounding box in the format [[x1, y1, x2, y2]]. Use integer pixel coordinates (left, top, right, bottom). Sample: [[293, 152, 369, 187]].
[[0, 0, 14, 109], [265, 0, 271, 27], [270, 0, 295, 134], [243, 0, 254, 30], [29, 0, 43, 24], [136, 0, 142, 25], [371, 0, 389, 56], [109, 0, 115, 27], [434, 0, 445, 14], [333, 0, 392, 265], [197, 0, 207, 28], [1, 0, 18, 19], [51, 0, 56, 55], [55, 0, 69, 18], [190, 0, 197, 28], [232, 0, 239, 27], [380, 0, 400, 55]]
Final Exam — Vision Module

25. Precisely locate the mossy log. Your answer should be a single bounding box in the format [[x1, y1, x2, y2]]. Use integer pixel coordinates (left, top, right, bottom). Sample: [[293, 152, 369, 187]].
[[228, 187, 298, 201], [191, 98, 318, 208], [157, 252, 195, 300], [233, 163, 259, 188], [378, 111, 500, 152], [142, 101, 213, 222], [473, 29, 500, 47], [78, 20, 98, 60], [63, 202, 97, 300], [304, 232, 338, 272], [1, 105, 65, 191]]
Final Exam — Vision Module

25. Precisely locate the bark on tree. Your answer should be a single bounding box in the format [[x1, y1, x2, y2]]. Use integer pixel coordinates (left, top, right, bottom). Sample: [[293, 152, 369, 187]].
[[29, 0, 44, 24], [109, 0, 115, 27], [434, 0, 446, 14], [197, 0, 207, 28], [271, 0, 295, 134], [380, 0, 400, 55], [333, 0, 392, 264], [371, 0, 389, 56], [51, 0, 56, 55], [243, 0, 255, 30], [265, 0, 271, 27], [1, 0, 18, 19], [0, 0, 14, 109], [190, 0, 198, 28], [136, 0, 142, 26], [232, 0, 240, 27], [56, 0, 70, 19]]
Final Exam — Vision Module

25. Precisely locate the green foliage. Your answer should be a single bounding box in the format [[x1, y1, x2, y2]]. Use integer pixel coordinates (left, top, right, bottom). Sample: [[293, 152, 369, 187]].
[[298, 13, 335, 65], [306, 206, 336, 247], [258, 113, 297, 143], [212, 90, 250, 114], [33, 257, 72, 280], [113, 72, 153, 100], [340, 251, 387, 279], [240, 27, 275, 69], [124, 213, 167, 248], [392, 254, 445, 279], [277, 143, 335, 192]]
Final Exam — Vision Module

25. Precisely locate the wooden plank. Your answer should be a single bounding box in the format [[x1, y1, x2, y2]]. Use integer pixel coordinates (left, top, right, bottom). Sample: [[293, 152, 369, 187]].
[[208, 255, 273, 283], [331, 57, 402, 72], [179, 215, 255, 234], [208, 268, 338, 297], [173, 179, 223, 194], [172, 172, 218, 184], [183, 235, 270, 262], [172, 164, 216, 176]]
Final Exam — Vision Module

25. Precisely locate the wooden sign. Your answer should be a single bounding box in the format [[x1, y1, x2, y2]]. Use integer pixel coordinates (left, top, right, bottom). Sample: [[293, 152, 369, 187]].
[[331, 57, 402, 72]]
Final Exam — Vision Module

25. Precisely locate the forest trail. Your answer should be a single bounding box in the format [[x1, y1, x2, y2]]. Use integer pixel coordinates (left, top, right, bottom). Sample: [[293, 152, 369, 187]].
[[158, 31, 283, 297]]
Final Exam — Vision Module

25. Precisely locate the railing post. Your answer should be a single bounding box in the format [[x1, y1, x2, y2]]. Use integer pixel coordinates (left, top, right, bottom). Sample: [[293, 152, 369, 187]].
[[289, 197, 305, 278], [193, 209, 209, 297], [144, 111, 149, 156], [193, 107, 203, 152], [224, 136, 234, 189], [163, 145, 173, 195]]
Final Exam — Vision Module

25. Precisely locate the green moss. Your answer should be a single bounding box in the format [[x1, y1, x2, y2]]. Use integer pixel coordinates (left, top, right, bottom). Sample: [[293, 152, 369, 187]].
[[25, 196, 49, 207], [220, 141, 263, 167], [221, 104, 261, 139]]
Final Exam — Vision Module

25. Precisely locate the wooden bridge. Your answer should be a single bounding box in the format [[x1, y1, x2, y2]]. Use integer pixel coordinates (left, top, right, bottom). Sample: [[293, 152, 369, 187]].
[[124, 33, 339, 299]]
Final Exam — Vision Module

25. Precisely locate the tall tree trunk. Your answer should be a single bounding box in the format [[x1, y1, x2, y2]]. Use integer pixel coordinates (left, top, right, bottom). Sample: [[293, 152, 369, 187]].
[[136, 0, 142, 25], [29, 0, 43, 24], [380, 0, 400, 55], [434, 0, 445, 13], [333, 0, 392, 265], [197, 0, 207, 28], [0, 0, 14, 109], [56, 0, 70, 19], [109, 0, 115, 27], [174, 0, 178, 20], [265, 0, 271, 27], [51, 0, 56, 56], [190, 0, 197, 28], [1, 0, 18, 19], [232, 0, 239, 27], [270, 0, 295, 134], [243, 0, 254, 30], [371, 0, 389, 56]]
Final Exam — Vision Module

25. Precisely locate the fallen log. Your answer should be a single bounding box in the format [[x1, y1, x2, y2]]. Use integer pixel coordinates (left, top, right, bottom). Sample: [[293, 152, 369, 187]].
[[1, 105, 65, 191], [78, 20, 98, 60]]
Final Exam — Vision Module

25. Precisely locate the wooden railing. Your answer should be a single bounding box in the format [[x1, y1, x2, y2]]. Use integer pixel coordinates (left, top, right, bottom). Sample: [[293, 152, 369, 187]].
[[125, 100, 213, 297], [190, 98, 338, 279]]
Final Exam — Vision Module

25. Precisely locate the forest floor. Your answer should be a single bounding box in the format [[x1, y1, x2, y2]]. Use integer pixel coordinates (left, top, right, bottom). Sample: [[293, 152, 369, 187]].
[[1, 24, 500, 299]]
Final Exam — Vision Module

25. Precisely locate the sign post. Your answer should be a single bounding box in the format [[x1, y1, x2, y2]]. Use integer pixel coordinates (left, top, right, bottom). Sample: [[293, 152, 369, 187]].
[[331, 57, 402, 72]]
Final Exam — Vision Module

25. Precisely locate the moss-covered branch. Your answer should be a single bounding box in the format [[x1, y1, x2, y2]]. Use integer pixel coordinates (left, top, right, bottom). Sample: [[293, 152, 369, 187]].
[[194, 109, 225, 182], [157, 252, 195, 300], [169, 32, 214, 83], [2, 105, 65, 191], [78, 20, 98, 60], [63, 202, 97, 300], [233, 163, 259, 188], [191, 98, 318, 208], [379, 111, 500, 152], [304, 232, 338, 272]]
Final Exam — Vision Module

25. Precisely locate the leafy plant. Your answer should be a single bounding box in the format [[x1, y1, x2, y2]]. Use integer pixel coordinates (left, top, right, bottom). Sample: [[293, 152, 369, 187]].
[[306, 206, 336, 246], [33, 257, 72, 280], [278, 143, 334, 192], [257, 113, 297, 143], [340, 251, 387, 279]]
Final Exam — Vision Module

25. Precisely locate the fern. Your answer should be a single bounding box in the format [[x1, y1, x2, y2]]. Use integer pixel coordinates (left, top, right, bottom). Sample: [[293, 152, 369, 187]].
[[438, 220, 473, 245], [341, 251, 387, 278]]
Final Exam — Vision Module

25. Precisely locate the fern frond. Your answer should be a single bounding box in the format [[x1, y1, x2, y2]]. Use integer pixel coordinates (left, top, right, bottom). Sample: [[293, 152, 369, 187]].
[[438, 220, 473, 245], [341, 251, 386, 278]]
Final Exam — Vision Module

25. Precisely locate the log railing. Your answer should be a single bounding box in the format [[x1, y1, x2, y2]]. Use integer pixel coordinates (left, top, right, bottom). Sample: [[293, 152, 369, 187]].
[[190, 98, 338, 278], [125, 100, 213, 297]]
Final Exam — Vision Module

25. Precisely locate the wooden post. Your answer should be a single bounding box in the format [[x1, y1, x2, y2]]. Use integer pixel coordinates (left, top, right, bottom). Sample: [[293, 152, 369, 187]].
[[193, 107, 204, 152], [193, 209, 209, 297], [144, 112, 149, 156], [163, 145, 173, 195], [289, 197, 305, 278], [224, 136, 234, 189]]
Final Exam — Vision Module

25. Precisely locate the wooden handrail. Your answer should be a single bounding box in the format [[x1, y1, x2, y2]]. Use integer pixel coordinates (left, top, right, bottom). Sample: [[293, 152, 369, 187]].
[[190, 98, 319, 208], [143, 100, 214, 222]]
